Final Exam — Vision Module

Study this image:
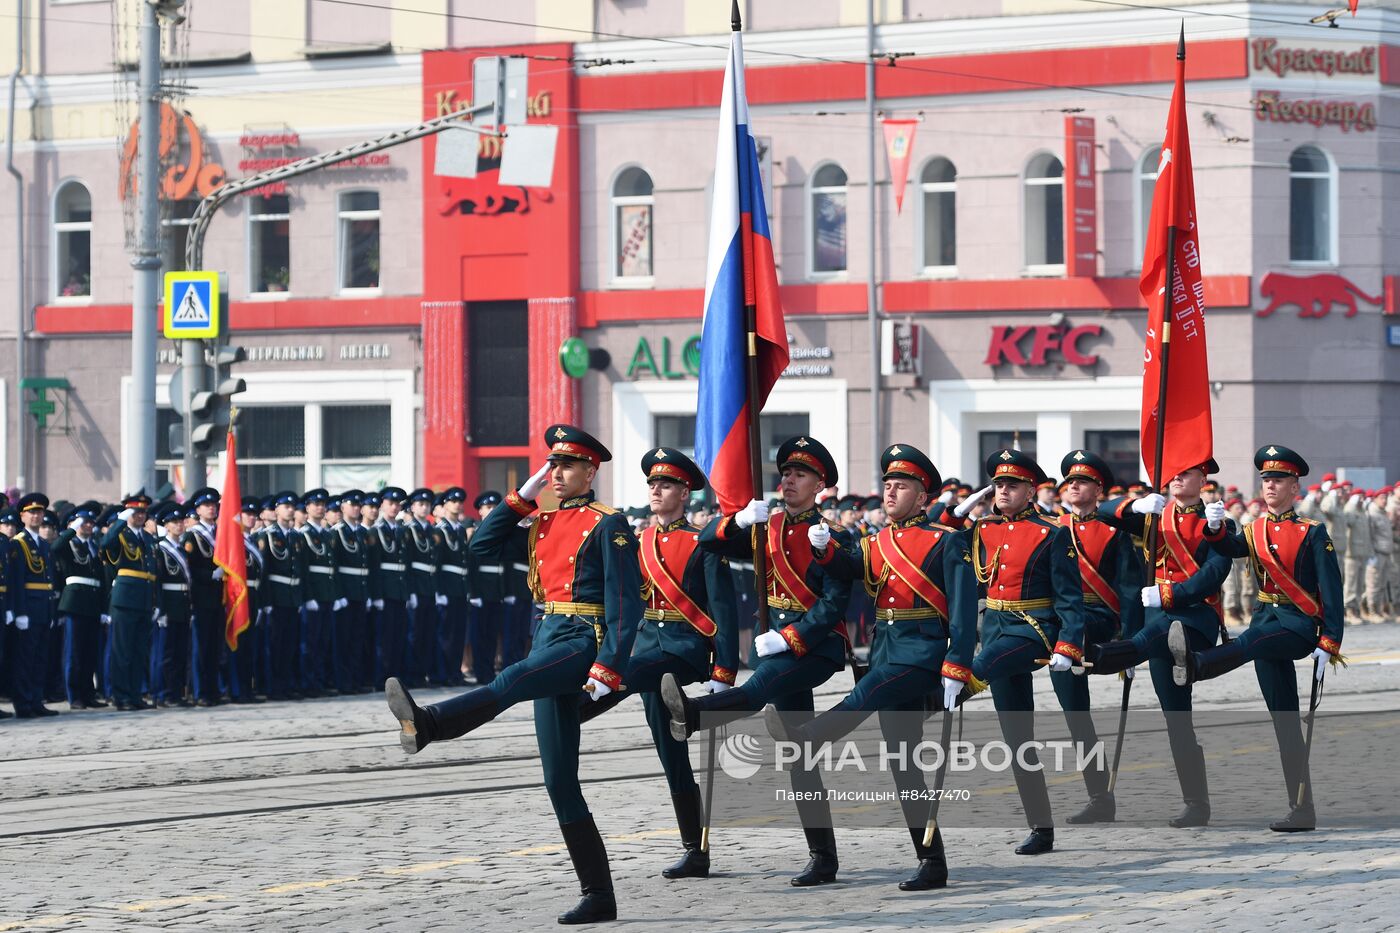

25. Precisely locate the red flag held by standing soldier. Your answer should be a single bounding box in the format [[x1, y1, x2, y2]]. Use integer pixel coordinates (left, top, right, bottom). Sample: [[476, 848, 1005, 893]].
[[1139, 27, 1212, 489], [214, 427, 250, 650]]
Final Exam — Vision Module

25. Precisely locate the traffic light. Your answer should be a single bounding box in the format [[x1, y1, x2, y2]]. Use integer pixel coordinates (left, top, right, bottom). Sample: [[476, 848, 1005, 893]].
[[190, 344, 246, 452]]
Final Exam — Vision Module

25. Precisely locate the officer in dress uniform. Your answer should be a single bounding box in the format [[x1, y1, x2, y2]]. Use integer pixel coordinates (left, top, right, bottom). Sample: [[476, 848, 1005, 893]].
[[330, 490, 371, 694], [152, 502, 194, 707], [360, 492, 382, 687], [468, 490, 508, 685], [662, 435, 855, 887], [385, 425, 642, 925], [1085, 459, 1235, 828], [404, 487, 440, 688], [1053, 450, 1146, 824], [296, 489, 336, 697], [433, 487, 471, 687], [6, 494, 59, 717], [768, 444, 972, 891], [939, 449, 1087, 856], [1169, 446, 1345, 832], [259, 492, 304, 700], [578, 447, 739, 880], [101, 492, 158, 712], [233, 496, 265, 702], [55, 502, 109, 709], [0, 507, 10, 718], [371, 487, 410, 685], [181, 488, 224, 707]]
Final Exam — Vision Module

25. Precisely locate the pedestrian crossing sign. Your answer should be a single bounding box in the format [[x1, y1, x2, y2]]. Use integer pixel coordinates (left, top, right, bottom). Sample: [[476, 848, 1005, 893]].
[[163, 271, 220, 339]]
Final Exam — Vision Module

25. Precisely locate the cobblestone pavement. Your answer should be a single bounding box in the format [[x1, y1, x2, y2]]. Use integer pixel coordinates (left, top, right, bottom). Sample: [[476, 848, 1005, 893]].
[[3, 621, 1400, 931]]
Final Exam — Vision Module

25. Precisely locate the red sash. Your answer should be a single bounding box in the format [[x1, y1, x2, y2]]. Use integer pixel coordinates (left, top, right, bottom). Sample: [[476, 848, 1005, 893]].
[[638, 527, 717, 638], [1249, 519, 1322, 617], [873, 528, 949, 619], [1059, 515, 1121, 613], [767, 512, 820, 611], [1159, 502, 1202, 580]]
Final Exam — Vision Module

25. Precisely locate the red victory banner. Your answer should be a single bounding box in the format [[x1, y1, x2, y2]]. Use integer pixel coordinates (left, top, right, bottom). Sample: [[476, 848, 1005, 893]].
[[214, 427, 251, 650], [1139, 29, 1213, 489], [882, 119, 918, 214]]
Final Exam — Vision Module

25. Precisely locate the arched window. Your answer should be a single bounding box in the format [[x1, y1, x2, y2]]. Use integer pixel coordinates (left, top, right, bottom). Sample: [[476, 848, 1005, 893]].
[[611, 166, 653, 281], [920, 157, 956, 273], [338, 190, 381, 292], [53, 181, 92, 299], [1133, 146, 1162, 269], [808, 162, 847, 275], [1023, 153, 1064, 272], [1289, 146, 1335, 264]]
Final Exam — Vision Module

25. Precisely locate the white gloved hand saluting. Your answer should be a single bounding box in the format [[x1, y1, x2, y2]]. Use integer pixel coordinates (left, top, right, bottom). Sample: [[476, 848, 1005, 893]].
[[734, 498, 770, 530], [808, 522, 831, 551], [118, 508, 135, 522], [1141, 585, 1162, 609], [1132, 493, 1167, 515], [519, 461, 552, 501], [941, 676, 964, 711], [754, 630, 789, 657], [585, 677, 611, 701], [1204, 501, 1226, 531], [938, 489, 955, 505], [1047, 652, 1074, 672], [954, 484, 993, 519], [703, 679, 732, 694]]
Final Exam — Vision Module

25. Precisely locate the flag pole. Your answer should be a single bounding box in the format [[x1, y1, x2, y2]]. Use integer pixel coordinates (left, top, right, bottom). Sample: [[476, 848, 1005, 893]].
[[733, 1, 772, 638]]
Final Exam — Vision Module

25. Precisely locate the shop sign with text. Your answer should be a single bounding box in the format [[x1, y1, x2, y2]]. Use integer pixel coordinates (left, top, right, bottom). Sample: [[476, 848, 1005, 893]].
[[984, 324, 1103, 367]]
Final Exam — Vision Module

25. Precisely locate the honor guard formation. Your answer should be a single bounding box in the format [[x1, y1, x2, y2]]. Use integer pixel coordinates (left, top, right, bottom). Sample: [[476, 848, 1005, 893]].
[[364, 427, 1379, 923]]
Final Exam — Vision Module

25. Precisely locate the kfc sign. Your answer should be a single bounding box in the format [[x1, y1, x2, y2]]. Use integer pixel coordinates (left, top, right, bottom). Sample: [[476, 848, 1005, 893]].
[[984, 323, 1104, 367]]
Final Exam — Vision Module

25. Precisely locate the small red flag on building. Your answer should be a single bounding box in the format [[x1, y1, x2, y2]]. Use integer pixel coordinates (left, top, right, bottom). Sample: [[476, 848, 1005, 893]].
[[214, 427, 251, 650], [882, 119, 918, 214], [1139, 29, 1213, 488]]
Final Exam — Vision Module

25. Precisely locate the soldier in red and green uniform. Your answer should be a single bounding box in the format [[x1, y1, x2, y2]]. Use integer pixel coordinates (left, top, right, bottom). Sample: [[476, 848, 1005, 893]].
[[385, 425, 641, 925], [1169, 444, 1344, 832]]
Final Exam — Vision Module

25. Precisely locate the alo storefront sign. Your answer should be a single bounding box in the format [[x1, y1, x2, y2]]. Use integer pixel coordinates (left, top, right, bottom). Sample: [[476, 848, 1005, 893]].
[[626, 335, 834, 379]]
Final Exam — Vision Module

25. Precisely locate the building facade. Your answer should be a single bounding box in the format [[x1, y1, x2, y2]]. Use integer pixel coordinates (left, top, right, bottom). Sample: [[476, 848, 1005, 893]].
[[2, 0, 1397, 504]]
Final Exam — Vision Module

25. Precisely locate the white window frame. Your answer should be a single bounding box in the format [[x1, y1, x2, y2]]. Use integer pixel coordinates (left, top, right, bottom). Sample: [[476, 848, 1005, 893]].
[[336, 189, 383, 296], [320, 402, 393, 483], [609, 164, 655, 289], [1022, 151, 1066, 277], [1132, 145, 1162, 271], [916, 156, 957, 278], [806, 161, 849, 280], [246, 193, 292, 300], [51, 179, 93, 304], [1288, 145, 1338, 268]]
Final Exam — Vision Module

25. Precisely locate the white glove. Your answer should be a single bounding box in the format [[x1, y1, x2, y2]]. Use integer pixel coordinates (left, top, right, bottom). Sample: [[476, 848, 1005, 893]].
[[15, 615, 28, 631], [1204, 501, 1226, 531], [754, 629, 789, 657], [304, 599, 320, 612], [519, 461, 552, 501], [68, 516, 85, 531], [734, 499, 770, 530], [954, 484, 993, 519], [1047, 652, 1074, 672], [4, 611, 11, 625], [100, 614, 111, 626], [333, 598, 348, 611], [365, 599, 374, 611], [1321, 480, 1334, 493], [373, 599, 384, 610], [1311, 647, 1332, 680], [941, 676, 963, 710], [151, 608, 161, 622], [808, 522, 831, 551], [1132, 493, 1167, 515], [1141, 585, 1162, 608], [469, 597, 483, 608], [703, 679, 732, 694], [503, 595, 517, 605], [212, 568, 224, 581], [118, 508, 135, 522], [585, 677, 612, 701], [156, 614, 168, 629], [435, 593, 448, 607], [938, 489, 955, 505], [1123, 666, 1136, 681], [406, 594, 418, 611]]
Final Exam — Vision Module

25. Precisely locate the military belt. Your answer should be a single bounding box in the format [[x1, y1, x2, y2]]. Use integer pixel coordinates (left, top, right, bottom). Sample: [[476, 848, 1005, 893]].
[[24, 582, 52, 591], [162, 583, 189, 592], [878, 607, 942, 621], [767, 595, 811, 612], [1083, 593, 1105, 605], [308, 566, 335, 575], [65, 576, 102, 588], [439, 565, 468, 575], [478, 565, 504, 574], [379, 562, 406, 572], [1258, 591, 1315, 608], [512, 562, 529, 573], [118, 569, 155, 582], [338, 567, 369, 576], [985, 597, 1053, 612], [0, 585, 7, 592], [247, 580, 260, 589], [542, 600, 605, 617], [643, 608, 689, 623], [268, 574, 300, 586], [411, 562, 437, 573]]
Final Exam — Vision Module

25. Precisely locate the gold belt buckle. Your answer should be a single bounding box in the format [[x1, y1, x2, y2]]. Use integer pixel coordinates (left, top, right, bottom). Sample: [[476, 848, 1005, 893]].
[[884, 608, 895, 621]]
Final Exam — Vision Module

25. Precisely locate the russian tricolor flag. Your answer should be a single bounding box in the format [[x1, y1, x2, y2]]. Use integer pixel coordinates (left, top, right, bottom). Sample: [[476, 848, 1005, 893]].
[[695, 25, 789, 516]]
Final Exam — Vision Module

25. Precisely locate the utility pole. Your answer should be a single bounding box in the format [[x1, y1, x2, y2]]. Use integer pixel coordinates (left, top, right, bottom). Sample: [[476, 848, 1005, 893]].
[[866, 0, 881, 492]]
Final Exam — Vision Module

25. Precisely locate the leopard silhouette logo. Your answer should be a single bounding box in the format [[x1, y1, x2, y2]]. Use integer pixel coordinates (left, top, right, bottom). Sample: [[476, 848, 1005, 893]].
[[1257, 272, 1383, 319]]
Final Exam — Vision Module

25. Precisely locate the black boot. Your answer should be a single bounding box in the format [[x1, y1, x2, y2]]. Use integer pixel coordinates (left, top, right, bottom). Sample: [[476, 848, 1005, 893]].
[[1194, 639, 1249, 683], [763, 703, 813, 744], [1015, 827, 1054, 855], [1271, 716, 1316, 833], [385, 677, 433, 753], [1168, 744, 1211, 828], [1087, 639, 1140, 676], [661, 786, 710, 879], [385, 678, 496, 754], [790, 827, 838, 886], [662, 673, 699, 740], [899, 827, 947, 890], [558, 816, 617, 925]]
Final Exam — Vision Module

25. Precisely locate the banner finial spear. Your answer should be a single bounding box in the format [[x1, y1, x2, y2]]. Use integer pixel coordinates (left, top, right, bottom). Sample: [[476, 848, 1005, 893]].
[[732, 0, 742, 32], [1177, 21, 1185, 60]]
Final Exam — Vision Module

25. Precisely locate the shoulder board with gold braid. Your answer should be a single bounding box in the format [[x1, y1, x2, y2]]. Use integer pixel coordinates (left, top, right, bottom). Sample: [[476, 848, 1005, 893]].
[[587, 502, 619, 516]]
